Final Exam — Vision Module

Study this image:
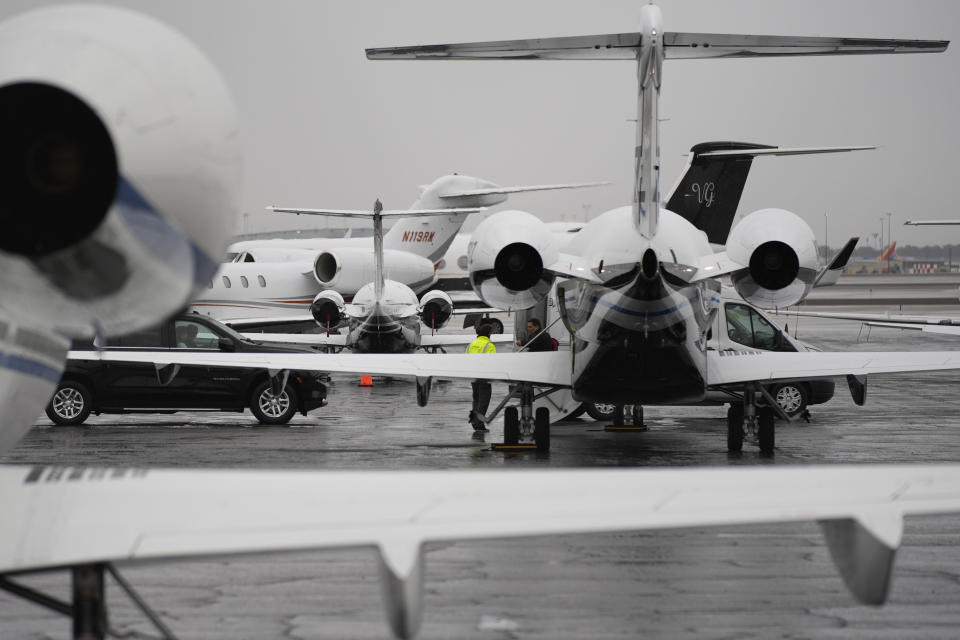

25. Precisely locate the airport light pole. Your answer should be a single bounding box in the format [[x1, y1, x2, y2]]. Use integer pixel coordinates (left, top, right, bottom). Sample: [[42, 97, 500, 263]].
[[824, 211, 829, 259]]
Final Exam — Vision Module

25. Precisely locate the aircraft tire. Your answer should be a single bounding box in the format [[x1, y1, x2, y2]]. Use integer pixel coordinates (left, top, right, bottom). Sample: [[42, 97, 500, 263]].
[[45, 380, 92, 426], [250, 381, 298, 425], [758, 406, 775, 453], [504, 406, 520, 445], [726, 403, 744, 452], [534, 407, 550, 452]]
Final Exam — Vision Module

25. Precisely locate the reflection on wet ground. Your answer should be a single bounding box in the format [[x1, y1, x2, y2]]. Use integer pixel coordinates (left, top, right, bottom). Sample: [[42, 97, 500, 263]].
[[3, 307, 960, 638]]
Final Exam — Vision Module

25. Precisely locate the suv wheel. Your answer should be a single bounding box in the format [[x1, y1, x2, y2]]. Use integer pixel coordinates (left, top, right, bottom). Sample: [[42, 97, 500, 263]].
[[250, 380, 298, 425], [585, 402, 619, 421], [45, 381, 92, 425], [771, 383, 808, 417]]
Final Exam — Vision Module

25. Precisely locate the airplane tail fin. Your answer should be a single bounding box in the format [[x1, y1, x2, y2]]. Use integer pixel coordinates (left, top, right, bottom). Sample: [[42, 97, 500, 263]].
[[385, 174, 609, 263], [369, 28, 945, 241], [664, 143, 874, 245], [267, 203, 482, 302], [879, 241, 898, 261]]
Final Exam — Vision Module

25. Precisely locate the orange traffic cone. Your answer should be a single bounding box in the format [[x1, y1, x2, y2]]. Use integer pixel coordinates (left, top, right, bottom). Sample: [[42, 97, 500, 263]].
[[360, 374, 373, 386]]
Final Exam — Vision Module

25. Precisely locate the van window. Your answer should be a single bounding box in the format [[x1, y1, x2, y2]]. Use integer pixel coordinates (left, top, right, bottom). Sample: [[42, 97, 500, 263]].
[[258, 275, 266, 287], [725, 303, 778, 350], [222, 276, 231, 288], [240, 276, 249, 288]]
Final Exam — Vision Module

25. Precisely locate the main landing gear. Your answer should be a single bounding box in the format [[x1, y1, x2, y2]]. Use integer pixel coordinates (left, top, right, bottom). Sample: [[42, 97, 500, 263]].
[[487, 383, 552, 452], [727, 383, 794, 454]]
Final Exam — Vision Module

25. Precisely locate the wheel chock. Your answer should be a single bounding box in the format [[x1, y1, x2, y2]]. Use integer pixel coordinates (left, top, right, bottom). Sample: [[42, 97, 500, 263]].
[[604, 424, 648, 432], [490, 443, 539, 452]]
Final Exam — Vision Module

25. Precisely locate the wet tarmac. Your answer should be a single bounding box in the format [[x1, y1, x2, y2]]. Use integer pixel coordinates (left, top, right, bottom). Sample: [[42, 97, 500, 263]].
[[2, 290, 960, 639]]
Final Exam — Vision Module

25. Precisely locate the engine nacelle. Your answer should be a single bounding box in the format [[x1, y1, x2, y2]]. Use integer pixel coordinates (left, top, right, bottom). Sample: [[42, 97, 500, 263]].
[[468, 210, 557, 310], [313, 248, 436, 294], [726, 208, 819, 308], [311, 290, 345, 328], [0, 6, 241, 338], [419, 290, 453, 330]]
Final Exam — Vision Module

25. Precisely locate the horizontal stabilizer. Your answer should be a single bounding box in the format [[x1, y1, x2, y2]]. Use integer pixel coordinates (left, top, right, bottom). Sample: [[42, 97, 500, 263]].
[[368, 33, 947, 61], [268, 206, 482, 218], [904, 219, 960, 226], [439, 181, 610, 199], [698, 145, 874, 158]]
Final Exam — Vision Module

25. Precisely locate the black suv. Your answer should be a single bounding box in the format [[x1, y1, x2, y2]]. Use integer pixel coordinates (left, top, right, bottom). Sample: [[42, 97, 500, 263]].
[[46, 314, 328, 426]]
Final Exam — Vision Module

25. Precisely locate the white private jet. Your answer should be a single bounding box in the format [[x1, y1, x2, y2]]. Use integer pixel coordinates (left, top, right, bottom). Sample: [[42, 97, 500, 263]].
[[193, 175, 607, 325], [8, 7, 960, 640], [247, 198, 514, 353], [69, 7, 960, 458]]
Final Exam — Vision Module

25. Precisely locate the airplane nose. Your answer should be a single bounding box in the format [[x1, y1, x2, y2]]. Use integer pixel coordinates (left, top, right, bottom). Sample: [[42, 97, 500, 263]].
[[640, 247, 658, 280]]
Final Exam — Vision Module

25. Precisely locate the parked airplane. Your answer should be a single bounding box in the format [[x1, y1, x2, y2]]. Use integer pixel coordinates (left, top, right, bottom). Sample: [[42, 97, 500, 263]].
[[73, 7, 958, 458], [254, 199, 508, 353], [9, 6, 960, 640], [432, 142, 870, 297], [193, 176, 608, 324]]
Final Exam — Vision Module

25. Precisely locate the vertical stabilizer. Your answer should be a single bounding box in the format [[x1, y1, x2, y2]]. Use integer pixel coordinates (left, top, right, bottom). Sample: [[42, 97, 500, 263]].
[[373, 199, 385, 301], [634, 4, 664, 239]]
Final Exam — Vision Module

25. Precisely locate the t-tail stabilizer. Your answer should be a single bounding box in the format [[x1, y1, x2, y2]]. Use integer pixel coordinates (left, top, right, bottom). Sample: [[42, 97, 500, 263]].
[[368, 7, 946, 241], [665, 144, 874, 245]]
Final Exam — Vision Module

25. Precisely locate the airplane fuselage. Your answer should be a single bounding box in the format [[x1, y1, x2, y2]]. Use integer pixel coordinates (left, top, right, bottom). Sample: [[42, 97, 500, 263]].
[[559, 206, 720, 404], [344, 279, 421, 353]]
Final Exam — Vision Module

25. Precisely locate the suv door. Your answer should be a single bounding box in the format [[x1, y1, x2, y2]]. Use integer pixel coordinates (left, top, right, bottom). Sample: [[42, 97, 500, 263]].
[[168, 318, 245, 409], [95, 324, 168, 408]]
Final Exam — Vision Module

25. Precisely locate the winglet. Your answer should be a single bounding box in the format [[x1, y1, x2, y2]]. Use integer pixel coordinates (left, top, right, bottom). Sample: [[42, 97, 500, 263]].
[[376, 538, 426, 639], [818, 511, 903, 605], [815, 237, 859, 287]]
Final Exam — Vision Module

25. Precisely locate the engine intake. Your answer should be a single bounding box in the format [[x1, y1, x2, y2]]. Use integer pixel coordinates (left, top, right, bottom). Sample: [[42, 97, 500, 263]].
[[468, 210, 557, 310], [726, 208, 818, 308], [418, 290, 453, 329], [311, 290, 345, 328]]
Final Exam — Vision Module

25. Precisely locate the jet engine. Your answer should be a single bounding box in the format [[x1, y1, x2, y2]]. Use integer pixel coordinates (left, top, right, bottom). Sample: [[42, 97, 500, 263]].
[[468, 210, 557, 310], [311, 290, 345, 328], [725, 208, 819, 308], [313, 248, 436, 294], [418, 290, 453, 330], [0, 5, 241, 338]]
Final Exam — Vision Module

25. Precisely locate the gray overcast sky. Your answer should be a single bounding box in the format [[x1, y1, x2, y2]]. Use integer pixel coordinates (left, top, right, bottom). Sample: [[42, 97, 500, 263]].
[[5, 1, 959, 248]]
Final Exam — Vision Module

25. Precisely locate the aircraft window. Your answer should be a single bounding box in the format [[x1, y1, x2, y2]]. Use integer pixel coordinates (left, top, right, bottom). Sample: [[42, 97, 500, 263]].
[[240, 276, 249, 288], [457, 255, 468, 270], [258, 275, 266, 287], [244, 253, 256, 262], [106, 326, 162, 348], [174, 320, 220, 349], [224, 252, 238, 262], [222, 276, 231, 288]]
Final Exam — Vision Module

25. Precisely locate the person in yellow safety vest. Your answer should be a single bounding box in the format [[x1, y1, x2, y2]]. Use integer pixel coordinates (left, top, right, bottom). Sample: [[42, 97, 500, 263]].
[[466, 322, 496, 431]]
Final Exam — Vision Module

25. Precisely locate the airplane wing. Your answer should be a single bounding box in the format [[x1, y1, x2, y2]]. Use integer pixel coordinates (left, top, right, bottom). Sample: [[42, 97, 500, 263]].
[[770, 309, 960, 327], [814, 237, 859, 287], [864, 321, 960, 336], [225, 314, 316, 330], [706, 349, 960, 387], [904, 220, 960, 226], [3, 464, 960, 639], [438, 181, 610, 198], [67, 350, 573, 387], [238, 333, 516, 348]]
